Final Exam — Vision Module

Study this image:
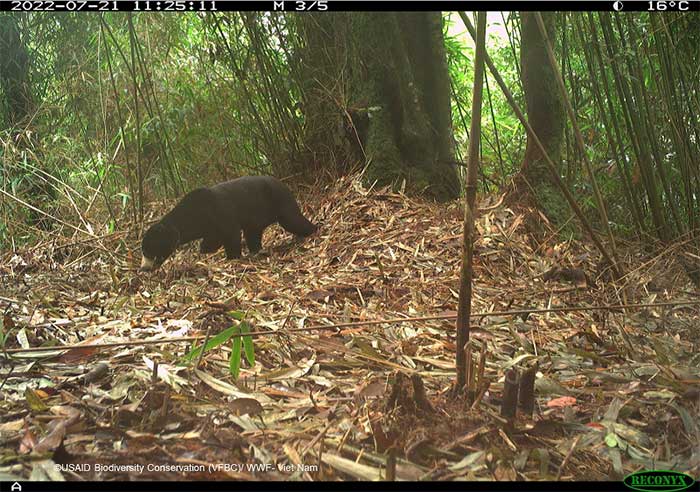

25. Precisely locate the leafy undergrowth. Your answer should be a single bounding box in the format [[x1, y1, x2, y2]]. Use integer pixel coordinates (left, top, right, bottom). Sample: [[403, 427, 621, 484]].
[[1, 174, 699, 482]]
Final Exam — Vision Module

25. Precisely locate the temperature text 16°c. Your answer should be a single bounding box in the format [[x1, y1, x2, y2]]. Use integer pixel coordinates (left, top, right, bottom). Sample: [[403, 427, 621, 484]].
[[648, 1, 691, 10]]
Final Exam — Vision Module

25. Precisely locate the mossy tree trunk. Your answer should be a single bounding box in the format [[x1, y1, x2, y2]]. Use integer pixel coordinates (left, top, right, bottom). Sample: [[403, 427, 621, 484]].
[[297, 12, 459, 201], [517, 12, 566, 214], [295, 13, 354, 174]]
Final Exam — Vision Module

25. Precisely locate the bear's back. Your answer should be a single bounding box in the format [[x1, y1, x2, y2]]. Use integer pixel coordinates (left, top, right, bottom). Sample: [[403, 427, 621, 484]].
[[210, 176, 296, 228]]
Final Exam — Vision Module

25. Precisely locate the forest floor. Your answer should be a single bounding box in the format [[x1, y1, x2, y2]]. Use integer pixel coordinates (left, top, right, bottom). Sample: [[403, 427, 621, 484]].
[[1, 174, 699, 482]]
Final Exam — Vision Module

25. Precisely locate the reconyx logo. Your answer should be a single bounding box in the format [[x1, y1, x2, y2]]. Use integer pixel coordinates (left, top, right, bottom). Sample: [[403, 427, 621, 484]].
[[623, 470, 695, 492]]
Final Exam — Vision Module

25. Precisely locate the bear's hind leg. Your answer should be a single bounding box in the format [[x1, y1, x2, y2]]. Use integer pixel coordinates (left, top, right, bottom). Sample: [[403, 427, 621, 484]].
[[243, 227, 264, 255], [279, 209, 317, 238], [200, 235, 222, 254]]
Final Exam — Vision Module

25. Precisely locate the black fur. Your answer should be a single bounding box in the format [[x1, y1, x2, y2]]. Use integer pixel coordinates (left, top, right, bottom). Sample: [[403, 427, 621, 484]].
[[140, 176, 317, 270]]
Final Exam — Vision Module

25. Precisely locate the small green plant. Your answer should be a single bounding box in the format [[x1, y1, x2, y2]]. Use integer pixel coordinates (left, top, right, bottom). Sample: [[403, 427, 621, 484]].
[[0, 313, 13, 352], [182, 310, 255, 380], [0, 316, 5, 351]]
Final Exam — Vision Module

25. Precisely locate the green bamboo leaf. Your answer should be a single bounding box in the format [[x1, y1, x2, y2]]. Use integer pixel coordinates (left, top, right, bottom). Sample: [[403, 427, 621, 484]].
[[229, 310, 246, 321], [239, 321, 255, 367], [605, 432, 619, 448], [230, 325, 242, 379], [182, 325, 238, 363]]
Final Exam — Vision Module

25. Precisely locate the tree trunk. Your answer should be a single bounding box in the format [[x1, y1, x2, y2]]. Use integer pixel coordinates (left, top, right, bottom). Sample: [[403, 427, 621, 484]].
[[295, 13, 353, 173], [517, 12, 565, 209], [297, 12, 459, 201]]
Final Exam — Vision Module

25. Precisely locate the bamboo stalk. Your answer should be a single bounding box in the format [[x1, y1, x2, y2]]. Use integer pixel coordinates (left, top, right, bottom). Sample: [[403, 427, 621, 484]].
[[534, 12, 621, 275], [459, 13, 620, 277], [455, 12, 487, 390]]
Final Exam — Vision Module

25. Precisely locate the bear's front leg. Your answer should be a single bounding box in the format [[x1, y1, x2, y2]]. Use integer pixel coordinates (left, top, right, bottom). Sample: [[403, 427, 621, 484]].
[[200, 235, 222, 254]]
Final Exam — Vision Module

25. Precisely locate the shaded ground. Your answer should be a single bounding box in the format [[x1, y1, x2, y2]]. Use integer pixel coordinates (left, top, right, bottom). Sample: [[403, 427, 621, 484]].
[[1, 174, 699, 481]]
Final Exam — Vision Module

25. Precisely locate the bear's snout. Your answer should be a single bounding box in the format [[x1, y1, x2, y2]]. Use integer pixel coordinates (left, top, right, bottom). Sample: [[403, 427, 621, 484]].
[[140, 255, 158, 271]]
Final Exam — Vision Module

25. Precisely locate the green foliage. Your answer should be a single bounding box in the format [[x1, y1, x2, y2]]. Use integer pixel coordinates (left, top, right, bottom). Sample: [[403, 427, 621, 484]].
[[181, 310, 255, 380], [443, 12, 525, 189], [0, 313, 16, 352], [228, 322, 256, 380], [1, 12, 307, 249], [0, 315, 7, 351], [0, 12, 697, 247]]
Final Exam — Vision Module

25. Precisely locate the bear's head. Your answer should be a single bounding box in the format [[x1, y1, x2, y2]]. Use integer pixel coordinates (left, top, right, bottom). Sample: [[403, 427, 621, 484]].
[[140, 222, 179, 271]]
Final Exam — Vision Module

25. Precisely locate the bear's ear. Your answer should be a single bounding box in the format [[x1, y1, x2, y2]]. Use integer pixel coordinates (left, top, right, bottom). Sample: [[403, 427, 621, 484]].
[[147, 223, 168, 239], [159, 224, 180, 248], [144, 223, 177, 246]]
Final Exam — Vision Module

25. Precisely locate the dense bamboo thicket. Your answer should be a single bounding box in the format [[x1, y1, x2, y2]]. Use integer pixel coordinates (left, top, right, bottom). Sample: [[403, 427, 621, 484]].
[[0, 11, 698, 250], [0, 13, 700, 250]]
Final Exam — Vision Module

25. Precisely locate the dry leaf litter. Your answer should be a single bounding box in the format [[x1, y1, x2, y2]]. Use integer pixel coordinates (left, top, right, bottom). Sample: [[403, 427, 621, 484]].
[[1, 174, 698, 481]]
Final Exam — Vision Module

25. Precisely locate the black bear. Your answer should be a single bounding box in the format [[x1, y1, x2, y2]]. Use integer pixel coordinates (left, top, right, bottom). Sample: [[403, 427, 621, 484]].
[[140, 176, 317, 271]]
